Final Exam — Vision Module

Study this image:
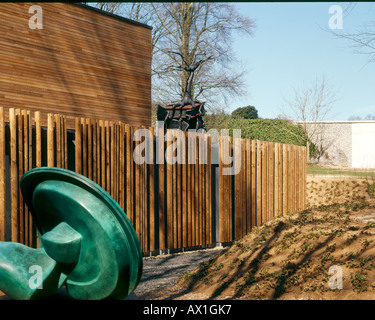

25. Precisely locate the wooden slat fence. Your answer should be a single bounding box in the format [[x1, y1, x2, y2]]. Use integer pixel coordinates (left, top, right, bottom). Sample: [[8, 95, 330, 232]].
[[0, 107, 307, 254], [219, 138, 306, 243]]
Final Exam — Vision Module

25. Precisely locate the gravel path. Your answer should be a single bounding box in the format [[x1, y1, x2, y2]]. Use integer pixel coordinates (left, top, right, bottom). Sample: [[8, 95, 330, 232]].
[[133, 247, 223, 299]]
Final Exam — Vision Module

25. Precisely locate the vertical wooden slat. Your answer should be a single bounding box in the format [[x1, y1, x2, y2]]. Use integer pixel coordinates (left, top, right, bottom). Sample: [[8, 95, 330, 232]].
[[92, 119, 97, 183], [182, 131, 188, 248], [115, 123, 119, 204], [47, 114, 54, 168], [129, 125, 135, 225], [35, 112, 41, 168], [27, 111, 33, 246], [166, 130, 173, 249], [191, 132, 196, 246], [96, 120, 101, 185], [262, 141, 267, 223], [118, 122, 124, 209], [282, 144, 288, 216], [292, 145, 296, 213], [187, 131, 193, 247], [199, 133, 204, 246], [288, 144, 293, 214], [229, 137, 233, 241], [22, 110, 28, 246], [141, 126, 146, 251], [28, 111, 32, 171], [106, 122, 111, 194], [279, 143, 283, 216], [82, 118, 87, 176], [174, 131, 179, 248], [88, 119, 93, 180], [177, 131, 182, 248], [10, 109, 18, 242], [125, 124, 131, 218], [269, 142, 274, 220], [75, 117, 81, 174], [0, 108, 5, 241], [149, 126, 155, 251], [100, 120, 105, 190], [134, 126, 141, 246], [55, 114, 61, 168], [274, 143, 280, 217], [246, 139, 251, 233], [64, 116, 68, 169], [241, 139, 246, 237], [157, 126, 165, 250], [206, 134, 212, 244], [251, 140, 256, 228], [301, 147, 306, 210], [110, 122, 115, 198], [220, 135, 232, 242], [222, 136, 227, 242], [197, 133, 201, 246], [141, 126, 147, 251], [234, 137, 241, 240], [17, 110, 24, 244], [295, 146, 301, 211], [256, 140, 262, 225], [303, 146, 307, 209], [194, 133, 199, 245]]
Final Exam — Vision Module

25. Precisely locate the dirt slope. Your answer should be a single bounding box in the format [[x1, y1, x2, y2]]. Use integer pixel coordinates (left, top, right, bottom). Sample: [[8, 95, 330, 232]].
[[156, 177, 375, 300]]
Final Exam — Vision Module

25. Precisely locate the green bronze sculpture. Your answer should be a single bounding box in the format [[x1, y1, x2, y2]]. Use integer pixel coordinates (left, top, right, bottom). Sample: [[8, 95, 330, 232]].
[[0, 167, 143, 300]]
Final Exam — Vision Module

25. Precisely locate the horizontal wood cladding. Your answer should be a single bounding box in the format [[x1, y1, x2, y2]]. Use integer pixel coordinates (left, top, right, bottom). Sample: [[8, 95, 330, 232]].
[[0, 2, 152, 128]]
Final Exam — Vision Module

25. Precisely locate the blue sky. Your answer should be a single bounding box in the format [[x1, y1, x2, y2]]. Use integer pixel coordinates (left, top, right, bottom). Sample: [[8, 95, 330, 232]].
[[230, 2, 375, 121]]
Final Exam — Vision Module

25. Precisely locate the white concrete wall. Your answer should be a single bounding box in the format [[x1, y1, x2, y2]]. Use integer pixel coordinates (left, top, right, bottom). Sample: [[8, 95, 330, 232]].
[[352, 122, 375, 169], [296, 121, 375, 169]]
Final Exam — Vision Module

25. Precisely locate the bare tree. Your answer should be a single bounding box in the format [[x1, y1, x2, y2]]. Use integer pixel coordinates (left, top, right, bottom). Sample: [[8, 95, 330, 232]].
[[328, 3, 375, 63], [88, 2, 122, 14], [281, 76, 338, 161], [87, 2, 255, 110], [154, 2, 255, 108]]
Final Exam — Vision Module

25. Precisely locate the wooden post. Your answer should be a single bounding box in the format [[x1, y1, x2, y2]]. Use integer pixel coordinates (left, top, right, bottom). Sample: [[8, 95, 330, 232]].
[[206, 134, 212, 244], [187, 131, 193, 247], [55, 114, 61, 168], [274, 143, 280, 217], [157, 126, 165, 250], [9, 109, 18, 242], [182, 131, 188, 248], [166, 130, 173, 249], [88, 119, 93, 180], [105, 121, 110, 194], [47, 113, 54, 167], [149, 126, 155, 251], [246, 139, 251, 233], [75, 117, 81, 174], [92, 119, 97, 184], [251, 140, 256, 228], [0, 108, 5, 241], [256, 140, 262, 225], [17, 110, 24, 244], [282, 144, 288, 216]]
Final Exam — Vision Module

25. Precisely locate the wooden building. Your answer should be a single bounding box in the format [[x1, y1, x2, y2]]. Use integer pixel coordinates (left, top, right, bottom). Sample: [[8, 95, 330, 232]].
[[0, 3, 152, 128]]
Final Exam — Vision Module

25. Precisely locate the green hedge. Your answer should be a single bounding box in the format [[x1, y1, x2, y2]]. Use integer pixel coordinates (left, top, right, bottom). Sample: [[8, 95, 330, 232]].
[[204, 113, 307, 147]]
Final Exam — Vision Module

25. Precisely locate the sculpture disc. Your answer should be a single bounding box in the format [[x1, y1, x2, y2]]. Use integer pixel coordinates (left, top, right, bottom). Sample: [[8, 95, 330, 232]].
[[20, 167, 143, 300]]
